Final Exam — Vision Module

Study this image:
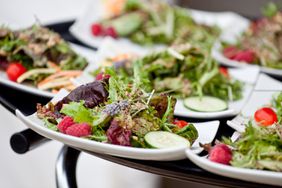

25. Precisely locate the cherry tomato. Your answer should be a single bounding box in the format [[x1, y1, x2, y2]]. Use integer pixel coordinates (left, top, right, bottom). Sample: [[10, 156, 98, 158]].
[[254, 107, 278, 126], [173, 119, 188, 128], [91, 23, 104, 36], [6, 62, 26, 82], [219, 67, 229, 78]]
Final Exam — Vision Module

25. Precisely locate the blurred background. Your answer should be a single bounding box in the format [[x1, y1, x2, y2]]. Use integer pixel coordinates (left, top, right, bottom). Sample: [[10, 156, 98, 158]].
[[0, 0, 279, 187]]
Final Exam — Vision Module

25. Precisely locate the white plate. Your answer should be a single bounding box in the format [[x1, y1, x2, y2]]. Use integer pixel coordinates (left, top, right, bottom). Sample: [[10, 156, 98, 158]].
[[174, 67, 260, 119], [226, 75, 282, 133], [69, 1, 164, 52], [254, 73, 282, 91], [73, 37, 149, 85], [186, 89, 282, 185], [16, 89, 220, 161], [185, 149, 282, 186], [212, 38, 282, 78], [73, 39, 260, 119], [0, 43, 97, 98], [230, 74, 282, 120], [69, 0, 249, 49], [241, 91, 280, 119]]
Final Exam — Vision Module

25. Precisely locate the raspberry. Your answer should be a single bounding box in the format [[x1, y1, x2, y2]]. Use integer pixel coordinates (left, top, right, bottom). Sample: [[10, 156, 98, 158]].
[[223, 46, 239, 59], [209, 144, 232, 165], [105, 27, 118, 38], [65, 123, 92, 137], [232, 50, 255, 63], [95, 72, 111, 80], [95, 73, 104, 80], [57, 116, 75, 133], [91, 23, 104, 36]]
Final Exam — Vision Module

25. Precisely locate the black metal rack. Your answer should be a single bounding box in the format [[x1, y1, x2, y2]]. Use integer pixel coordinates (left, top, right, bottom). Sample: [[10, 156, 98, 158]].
[[1, 21, 281, 188]]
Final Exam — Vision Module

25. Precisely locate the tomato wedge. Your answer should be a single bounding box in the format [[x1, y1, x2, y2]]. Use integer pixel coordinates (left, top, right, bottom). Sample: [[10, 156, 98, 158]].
[[173, 119, 188, 128], [219, 67, 229, 78], [6, 62, 26, 82], [254, 107, 278, 126]]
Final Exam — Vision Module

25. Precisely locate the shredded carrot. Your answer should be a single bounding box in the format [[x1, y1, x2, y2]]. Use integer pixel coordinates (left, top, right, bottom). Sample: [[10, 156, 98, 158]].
[[51, 83, 75, 93], [38, 78, 73, 90], [112, 53, 134, 62], [37, 70, 82, 87], [51, 89, 59, 94], [47, 61, 61, 71], [64, 84, 76, 91]]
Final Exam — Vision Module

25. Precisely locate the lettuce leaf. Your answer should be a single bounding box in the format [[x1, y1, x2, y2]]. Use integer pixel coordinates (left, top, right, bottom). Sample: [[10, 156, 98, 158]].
[[60, 101, 93, 125]]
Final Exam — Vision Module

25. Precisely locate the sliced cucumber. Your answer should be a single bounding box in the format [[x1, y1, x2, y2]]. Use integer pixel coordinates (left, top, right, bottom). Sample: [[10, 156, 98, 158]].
[[144, 131, 190, 149], [183, 96, 228, 112], [108, 12, 145, 37]]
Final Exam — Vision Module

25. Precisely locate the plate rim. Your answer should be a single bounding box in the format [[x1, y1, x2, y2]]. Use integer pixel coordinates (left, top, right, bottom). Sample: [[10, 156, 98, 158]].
[[185, 149, 282, 186], [212, 41, 282, 77], [0, 43, 96, 98], [16, 109, 220, 161]]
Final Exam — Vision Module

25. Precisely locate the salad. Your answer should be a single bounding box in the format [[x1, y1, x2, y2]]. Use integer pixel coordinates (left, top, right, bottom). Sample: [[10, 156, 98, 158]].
[[222, 3, 282, 69], [0, 25, 88, 93], [206, 92, 282, 172], [37, 65, 198, 148], [93, 43, 243, 112], [90, 0, 220, 47]]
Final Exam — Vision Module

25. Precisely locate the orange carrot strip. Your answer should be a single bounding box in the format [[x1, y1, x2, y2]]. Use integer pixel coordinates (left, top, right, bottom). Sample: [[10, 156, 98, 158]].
[[37, 70, 82, 87]]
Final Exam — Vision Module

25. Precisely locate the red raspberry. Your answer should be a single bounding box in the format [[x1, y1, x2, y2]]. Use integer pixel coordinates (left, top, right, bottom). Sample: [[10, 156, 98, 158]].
[[91, 23, 104, 36], [95, 72, 111, 80], [95, 72, 104, 80], [105, 27, 118, 38], [57, 116, 75, 133], [209, 144, 232, 165], [223, 46, 239, 59], [65, 123, 92, 137], [233, 50, 255, 63]]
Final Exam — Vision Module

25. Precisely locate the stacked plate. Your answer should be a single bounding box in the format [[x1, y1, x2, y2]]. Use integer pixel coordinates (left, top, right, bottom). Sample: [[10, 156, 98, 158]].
[[1, 1, 281, 186]]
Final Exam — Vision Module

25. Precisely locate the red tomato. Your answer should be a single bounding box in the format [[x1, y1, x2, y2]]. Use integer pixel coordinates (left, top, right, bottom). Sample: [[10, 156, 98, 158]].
[[173, 119, 188, 128], [6, 62, 26, 82], [219, 67, 229, 78], [254, 107, 278, 126]]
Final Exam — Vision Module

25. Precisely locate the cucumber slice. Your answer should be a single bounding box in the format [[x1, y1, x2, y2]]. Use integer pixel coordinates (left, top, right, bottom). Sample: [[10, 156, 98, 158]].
[[144, 131, 190, 149], [108, 12, 145, 37], [184, 96, 228, 112]]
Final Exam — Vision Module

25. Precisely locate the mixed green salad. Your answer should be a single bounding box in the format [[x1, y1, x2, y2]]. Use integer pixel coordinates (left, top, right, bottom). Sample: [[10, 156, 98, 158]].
[[222, 3, 282, 69], [207, 92, 282, 172], [0, 25, 88, 92], [37, 64, 198, 148], [91, 0, 220, 47], [94, 43, 243, 112]]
